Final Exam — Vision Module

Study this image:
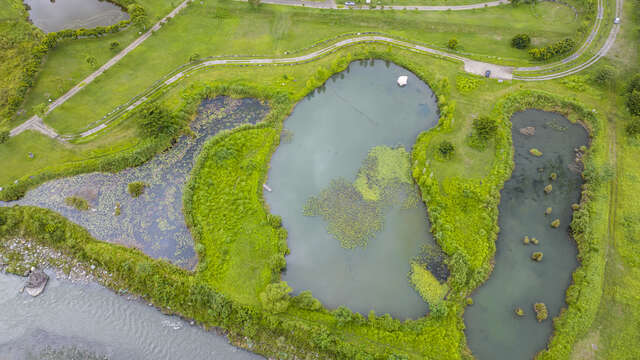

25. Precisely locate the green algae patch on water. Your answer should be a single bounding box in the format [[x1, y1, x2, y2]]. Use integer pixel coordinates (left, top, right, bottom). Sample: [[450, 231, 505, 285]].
[[529, 148, 543, 157], [409, 261, 449, 305], [303, 146, 419, 249]]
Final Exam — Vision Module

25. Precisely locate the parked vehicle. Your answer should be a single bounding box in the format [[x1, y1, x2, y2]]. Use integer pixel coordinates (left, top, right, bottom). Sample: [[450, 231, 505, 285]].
[[485, 70, 491, 78]]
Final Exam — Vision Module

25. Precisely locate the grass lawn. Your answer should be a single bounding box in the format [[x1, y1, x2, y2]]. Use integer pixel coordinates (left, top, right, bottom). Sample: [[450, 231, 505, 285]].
[[36, 0, 579, 133]]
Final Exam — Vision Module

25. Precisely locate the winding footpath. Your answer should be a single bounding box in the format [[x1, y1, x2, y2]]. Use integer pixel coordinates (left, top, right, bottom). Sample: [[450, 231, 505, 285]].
[[236, 0, 511, 11], [10, 0, 621, 139]]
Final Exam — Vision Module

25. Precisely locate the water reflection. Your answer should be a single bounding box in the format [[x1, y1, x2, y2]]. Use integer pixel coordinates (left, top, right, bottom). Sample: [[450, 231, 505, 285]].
[[25, 0, 129, 33]]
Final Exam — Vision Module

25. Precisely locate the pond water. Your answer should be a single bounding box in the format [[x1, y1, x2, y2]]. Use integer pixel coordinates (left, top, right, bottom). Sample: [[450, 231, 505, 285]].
[[24, 0, 129, 33], [264, 60, 443, 319], [464, 110, 588, 359], [0, 271, 263, 359], [1, 97, 269, 270]]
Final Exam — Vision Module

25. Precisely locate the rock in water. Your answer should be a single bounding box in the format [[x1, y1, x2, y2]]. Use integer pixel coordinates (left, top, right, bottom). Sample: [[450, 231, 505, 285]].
[[24, 269, 48, 297], [519, 127, 535, 136], [397, 76, 408, 87]]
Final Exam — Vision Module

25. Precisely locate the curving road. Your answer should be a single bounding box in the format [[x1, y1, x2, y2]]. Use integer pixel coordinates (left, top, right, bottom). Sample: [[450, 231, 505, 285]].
[[10, 0, 621, 139]]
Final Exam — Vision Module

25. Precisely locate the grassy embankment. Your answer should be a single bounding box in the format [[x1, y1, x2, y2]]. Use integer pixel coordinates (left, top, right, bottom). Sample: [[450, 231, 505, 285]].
[[0, 0, 584, 190]]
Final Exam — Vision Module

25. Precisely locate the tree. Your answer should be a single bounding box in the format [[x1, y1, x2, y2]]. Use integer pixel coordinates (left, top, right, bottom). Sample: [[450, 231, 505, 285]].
[[109, 41, 120, 50], [128, 4, 147, 26], [334, 306, 353, 327], [472, 116, 498, 140], [626, 117, 640, 137], [85, 54, 97, 68], [138, 103, 181, 137], [0, 130, 10, 144], [627, 90, 640, 116], [593, 65, 615, 85], [259, 281, 291, 314], [293, 290, 322, 311], [437, 140, 455, 159], [511, 34, 531, 49], [628, 73, 640, 94], [447, 38, 459, 50]]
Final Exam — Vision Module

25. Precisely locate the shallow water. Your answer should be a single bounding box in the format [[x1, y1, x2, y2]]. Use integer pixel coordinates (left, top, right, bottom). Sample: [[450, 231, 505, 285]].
[[24, 0, 129, 33], [464, 110, 588, 359], [1, 97, 269, 269], [0, 271, 262, 360], [264, 60, 441, 319]]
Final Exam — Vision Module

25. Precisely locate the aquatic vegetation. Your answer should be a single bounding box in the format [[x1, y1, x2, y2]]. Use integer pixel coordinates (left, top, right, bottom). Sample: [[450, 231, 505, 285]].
[[64, 196, 89, 211], [531, 237, 539, 245], [551, 219, 561, 228], [515, 307, 525, 317], [545, 207, 553, 215], [530, 148, 543, 157], [127, 181, 148, 198], [534, 302, 549, 322], [114, 202, 121, 216], [545, 184, 553, 194], [571, 203, 580, 210], [550, 172, 558, 181], [409, 261, 449, 305], [304, 146, 418, 249], [523, 236, 530, 244], [466, 297, 474, 306], [531, 252, 544, 262]]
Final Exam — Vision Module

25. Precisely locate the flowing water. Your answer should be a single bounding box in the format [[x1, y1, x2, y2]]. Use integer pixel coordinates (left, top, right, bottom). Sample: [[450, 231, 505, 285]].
[[24, 0, 129, 33], [464, 110, 588, 359], [0, 271, 263, 359], [264, 60, 443, 319], [1, 97, 269, 269]]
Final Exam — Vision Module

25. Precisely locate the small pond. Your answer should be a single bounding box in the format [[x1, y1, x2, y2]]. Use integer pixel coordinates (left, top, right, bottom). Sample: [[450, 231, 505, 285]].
[[24, 0, 129, 33], [464, 110, 588, 359], [0, 271, 263, 359], [1, 97, 269, 270], [264, 60, 444, 319]]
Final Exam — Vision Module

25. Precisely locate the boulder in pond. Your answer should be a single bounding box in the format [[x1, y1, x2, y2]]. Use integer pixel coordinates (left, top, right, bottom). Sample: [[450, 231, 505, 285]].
[[24, 268, 48, 297], [519, 127, 535, 136]]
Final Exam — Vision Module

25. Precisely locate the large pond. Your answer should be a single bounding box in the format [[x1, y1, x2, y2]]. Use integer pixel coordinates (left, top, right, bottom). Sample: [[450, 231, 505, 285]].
[[265, 60, 444, 319], [24, 0, 129, 33], [0, 272, 262, 359], [464, 110, 588, 359], [1, 97, 269, 270]]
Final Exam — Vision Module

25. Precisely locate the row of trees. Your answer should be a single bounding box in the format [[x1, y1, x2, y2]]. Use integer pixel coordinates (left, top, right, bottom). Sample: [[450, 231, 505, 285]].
[[528, 38, 576, 60]]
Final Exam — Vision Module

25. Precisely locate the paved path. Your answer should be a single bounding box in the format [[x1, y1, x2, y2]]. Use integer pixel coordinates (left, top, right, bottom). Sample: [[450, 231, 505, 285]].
[[237, 0, 510, 10], [9, 0, 621, 139], [10, 0, 191, 139]]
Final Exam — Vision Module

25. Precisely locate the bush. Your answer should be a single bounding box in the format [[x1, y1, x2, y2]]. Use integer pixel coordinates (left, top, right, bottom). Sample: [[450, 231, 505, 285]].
[[627, 90, 640, 116], [592, 66, 615, 85], [626, 117, 640, 137], [430, 301, 449, 319], [64, 196, 89, 211], [109, 41, 120, 50], [293, 290, 322, 311], [528, 38, 576, 60], [127, 181, 147, 198], [447, 38, 458, 50], [471, 116, 498, 146], [138, 103, 181, 137], [0, 130, 9, 144], [534, 302, 548, 322], [437, 140, 455, 159], [334, 306, 354, 327], [259, 281, 291, 314], [511, 34, 531, 49]]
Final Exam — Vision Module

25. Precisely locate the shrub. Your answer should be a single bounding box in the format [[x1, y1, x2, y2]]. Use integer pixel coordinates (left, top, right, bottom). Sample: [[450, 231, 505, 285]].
[[530, 148, 543, 157], [627, 90, 640, 116], [511, 34, 531, 49], [128, 4, 147, 25], [259, 281, 291, 314], [571, 203, 580, 210], [189, 53, 200, 62], [334, 306, 354, 327], [109, 41, 120, 50], [528, 38, 576, 60], [531, 251, 543, 262], [592, 66, 615, 85], [551, 219, 560, 228], [447, 38, 458, 50], [455, 75, 480, 93], [127, 181, 147, 198], [0, 130, 9, 144], [437, 140, 455, 160], [64, 196, 89, 211], [471, 116, 498, 143], [293, 290, 322, 311], [626, 117, 640, 136], [466, 297, 474, 305], [138, 103, 181, 137], [430, 301, 449, 319], [85, 55, 97, 68], [627, 73, 640, 94], [534, 302, 548, 322]]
